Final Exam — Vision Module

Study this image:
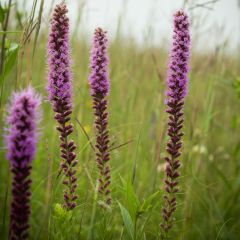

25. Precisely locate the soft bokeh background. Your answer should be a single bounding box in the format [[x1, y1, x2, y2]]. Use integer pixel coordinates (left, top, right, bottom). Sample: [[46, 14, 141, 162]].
[[24, 0, 240, 50], [0, 0, 240, 239]]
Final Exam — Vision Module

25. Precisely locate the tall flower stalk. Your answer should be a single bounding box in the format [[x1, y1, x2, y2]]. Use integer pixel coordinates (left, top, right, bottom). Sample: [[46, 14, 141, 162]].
[[6, 88, 41, 240], [89, 28, 111, 205], [160, 10, 190, 236], [47, 3, 78, 210]]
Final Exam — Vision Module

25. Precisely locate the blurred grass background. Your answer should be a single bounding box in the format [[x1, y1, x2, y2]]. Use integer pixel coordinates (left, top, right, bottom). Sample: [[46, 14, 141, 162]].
[[0, 0, 240, 239]]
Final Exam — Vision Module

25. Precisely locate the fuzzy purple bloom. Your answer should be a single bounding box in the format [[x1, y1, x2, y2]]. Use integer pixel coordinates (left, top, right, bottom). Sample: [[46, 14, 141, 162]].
[[89, 28, 110, 97], [47, 3, 78, 210], [47, 2, 72, 106], [161, 10, 190, 235], [89, 28, 111, 206], [166, 10, 190, 101], [6, 88, 40, 240]]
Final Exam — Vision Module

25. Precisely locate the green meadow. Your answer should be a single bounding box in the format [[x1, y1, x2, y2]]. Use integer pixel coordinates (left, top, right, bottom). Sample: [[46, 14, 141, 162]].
[[0, 1, 240, 239]]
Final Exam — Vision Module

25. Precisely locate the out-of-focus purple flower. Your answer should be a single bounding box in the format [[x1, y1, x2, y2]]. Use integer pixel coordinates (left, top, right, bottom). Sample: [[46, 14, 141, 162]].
[[89, 28, 111, 206], [161, 10, 190, 235], [47, 3, 78, 210], [6, 87, 41, 240]]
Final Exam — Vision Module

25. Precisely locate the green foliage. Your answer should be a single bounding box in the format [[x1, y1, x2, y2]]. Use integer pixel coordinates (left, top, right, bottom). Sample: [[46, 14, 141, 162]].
[[3, 41, 19, 77], [0, 3, 6, 24], [54, 203, 70, 220], [118, 179, 161, 239], [138, 191, 160, 216], [51, 203, 79, 240], [118, 202, 134, 240], [233, 76, 240, 100]]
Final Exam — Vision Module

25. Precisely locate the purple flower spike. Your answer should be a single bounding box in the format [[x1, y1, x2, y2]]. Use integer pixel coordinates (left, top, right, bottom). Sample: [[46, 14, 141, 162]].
[[6, 87, 41, 240], [89, 27, 110, 97], [160, 10, 190, 235], [47, 3, 78, 210], [166, 10, 190, 101], [48, 2, 72, 106], [89, 28, 111, 205]]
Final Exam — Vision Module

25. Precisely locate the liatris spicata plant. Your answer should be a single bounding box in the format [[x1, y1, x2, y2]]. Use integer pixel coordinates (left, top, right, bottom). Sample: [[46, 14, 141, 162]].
[[160, 10, 190, 235], [6, 88, 41, 240], [47, 2, 78, 210], [89, 28, 111, 205]]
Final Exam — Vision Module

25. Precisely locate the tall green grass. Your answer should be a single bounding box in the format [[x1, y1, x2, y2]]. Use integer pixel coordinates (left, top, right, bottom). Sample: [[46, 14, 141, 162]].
[[0, 1, 240, 239]]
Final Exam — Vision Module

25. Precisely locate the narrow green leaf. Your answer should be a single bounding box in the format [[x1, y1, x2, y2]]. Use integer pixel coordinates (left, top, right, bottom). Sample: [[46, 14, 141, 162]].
[[0, 4, 5, 23], [139, 191, 160, 214], [0, 31, 22, 34], [120, 177, 140, 219], [118, 202, 134, 240], [3, 43, 19, 77], [32, 0, 44, 59]]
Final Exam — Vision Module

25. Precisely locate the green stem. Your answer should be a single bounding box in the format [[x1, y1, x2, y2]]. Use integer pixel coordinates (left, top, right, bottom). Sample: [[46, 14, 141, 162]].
[[134, 216, 138, 240], [87, 180, 99, 240], [0, 0, 12, 108], [1, 165, 10, 238]]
